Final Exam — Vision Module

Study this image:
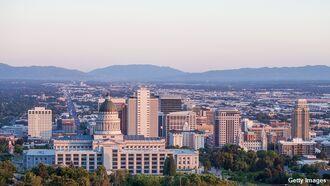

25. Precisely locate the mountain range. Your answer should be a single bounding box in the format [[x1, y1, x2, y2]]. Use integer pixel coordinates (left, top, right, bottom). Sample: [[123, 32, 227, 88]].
[[1, 63, 330, 82]]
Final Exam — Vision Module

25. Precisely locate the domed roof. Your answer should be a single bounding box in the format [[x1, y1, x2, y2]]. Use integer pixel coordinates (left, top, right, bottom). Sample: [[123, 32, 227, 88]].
[[99, 96, 117, 112]]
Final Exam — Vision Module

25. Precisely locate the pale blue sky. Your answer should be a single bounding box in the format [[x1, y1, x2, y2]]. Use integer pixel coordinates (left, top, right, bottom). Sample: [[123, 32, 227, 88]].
[[0, 0, 329, 72]]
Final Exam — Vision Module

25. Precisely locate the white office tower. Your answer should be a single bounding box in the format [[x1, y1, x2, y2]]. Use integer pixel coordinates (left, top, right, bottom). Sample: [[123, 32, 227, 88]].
[[127, 87, 159, 137], [28, 107, 52, 140]]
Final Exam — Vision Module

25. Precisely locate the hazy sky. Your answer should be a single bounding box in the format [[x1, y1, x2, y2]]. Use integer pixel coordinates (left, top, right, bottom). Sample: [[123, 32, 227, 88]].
[[0, 0, 329, 72]]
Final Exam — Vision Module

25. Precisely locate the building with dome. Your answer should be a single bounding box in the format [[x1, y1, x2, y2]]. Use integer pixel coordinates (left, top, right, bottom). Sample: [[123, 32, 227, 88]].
[[49, 96, 199, 174]]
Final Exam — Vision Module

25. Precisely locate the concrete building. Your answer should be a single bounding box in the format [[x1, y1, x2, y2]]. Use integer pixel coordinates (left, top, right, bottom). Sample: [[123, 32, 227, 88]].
[[28, 107, 52, 140], [171, 149, 199, 172], [23, 149, 55, 169], [291, 99, 310, 141], [168, 130, 205, 150], [214, 110, 241, 147], [49, 96, 198, 174], [127, 87, 159, 137], [278, 138, 316, 156], [159, 96, 182, 115]]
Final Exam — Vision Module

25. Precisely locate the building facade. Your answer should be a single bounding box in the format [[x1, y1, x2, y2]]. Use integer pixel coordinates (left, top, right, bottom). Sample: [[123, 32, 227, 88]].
[[159, 96, 182, 115], [278, 138, 316, 156], [214, 110, 241, 147], [28, 107, 52, 140], [23, 149, 55, 169], [127, 87, 159, 137], [291, 99, 310, 141], [166, 111, 196, 133], [168, 130, 205, 150]]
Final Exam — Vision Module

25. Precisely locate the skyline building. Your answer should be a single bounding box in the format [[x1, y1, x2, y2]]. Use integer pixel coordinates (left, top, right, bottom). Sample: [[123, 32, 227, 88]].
[[28, 107, 52, 140], [291, 99, 310, 141], [159, 95, 182, 115], [24, 96, 200, 174], [165, 111, 197, 138], [214, 110, 241, 147], [127, 87, 159, 137]]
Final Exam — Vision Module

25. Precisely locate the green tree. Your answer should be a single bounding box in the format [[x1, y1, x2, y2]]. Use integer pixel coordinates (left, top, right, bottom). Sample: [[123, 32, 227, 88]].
[[93, 166, 110, 186], [14, 144, 23, 154], [0, 160, 16, 185], [163, 155, 176, 176], [24, 172, 42, 186], [111, 169, 128, 186]]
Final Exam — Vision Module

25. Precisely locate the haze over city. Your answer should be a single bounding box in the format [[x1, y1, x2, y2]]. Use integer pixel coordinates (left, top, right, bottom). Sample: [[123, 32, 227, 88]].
[[0, 0, 329, 72], [1, 1, 330, 185]]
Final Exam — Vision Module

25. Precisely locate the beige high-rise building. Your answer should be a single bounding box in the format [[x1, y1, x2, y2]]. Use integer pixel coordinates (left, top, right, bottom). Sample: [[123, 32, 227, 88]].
[[28, 107, 52, 140], [291, 99, 310, 140], [127, 87, 159, 137], [214, 110, 241, 147]]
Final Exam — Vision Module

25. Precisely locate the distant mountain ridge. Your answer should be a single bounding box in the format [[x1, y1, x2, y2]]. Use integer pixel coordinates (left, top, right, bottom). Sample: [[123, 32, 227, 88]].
[[1, 63, 330, 82], [0, 63, 89, 80], [89, 64, 184, 81]]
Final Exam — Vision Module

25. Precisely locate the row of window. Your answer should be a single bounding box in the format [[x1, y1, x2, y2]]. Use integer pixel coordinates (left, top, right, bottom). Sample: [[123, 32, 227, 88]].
[[29, 111, 51, 114]]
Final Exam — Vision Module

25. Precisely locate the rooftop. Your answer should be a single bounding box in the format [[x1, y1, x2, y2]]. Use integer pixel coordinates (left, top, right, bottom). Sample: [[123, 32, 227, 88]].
[[167, 111, 195, 116], [55, 135, 93, 141], [24, 149, 55, 156], [124, 135, 162, 141], [279, 138, 316, 145], [168, 149, 198, 155]]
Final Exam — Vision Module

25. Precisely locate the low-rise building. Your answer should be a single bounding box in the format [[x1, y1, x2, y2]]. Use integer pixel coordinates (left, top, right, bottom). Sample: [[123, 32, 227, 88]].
[[278, 138, 316, 156], [23, 149, 55, 170], [168, 130, 205, 150]]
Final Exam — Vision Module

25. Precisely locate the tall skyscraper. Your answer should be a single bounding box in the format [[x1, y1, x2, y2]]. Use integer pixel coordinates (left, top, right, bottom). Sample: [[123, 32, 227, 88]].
[[291, 99, 310, 140], [214, 110, 241, 147], [127, 87, 159, 137], [28, 107, 52, 140], [159, 96, 182, 115]]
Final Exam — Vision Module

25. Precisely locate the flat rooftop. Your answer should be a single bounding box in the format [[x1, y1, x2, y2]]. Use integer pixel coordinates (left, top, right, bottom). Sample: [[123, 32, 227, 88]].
[[24, 149, 55, 156], [124, 135, 162, 141], [55, 135, 93, 141]]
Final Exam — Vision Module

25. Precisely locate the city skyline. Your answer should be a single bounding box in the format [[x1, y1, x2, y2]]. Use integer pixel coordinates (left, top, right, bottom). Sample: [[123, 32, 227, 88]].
[[1, 1, 330, 185], [1, 0, 329, 72]]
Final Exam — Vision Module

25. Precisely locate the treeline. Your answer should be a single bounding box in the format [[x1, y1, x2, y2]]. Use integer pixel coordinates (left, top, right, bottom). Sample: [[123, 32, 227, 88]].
[[0, 161, 237, 186], [199, 145, 298, 184]]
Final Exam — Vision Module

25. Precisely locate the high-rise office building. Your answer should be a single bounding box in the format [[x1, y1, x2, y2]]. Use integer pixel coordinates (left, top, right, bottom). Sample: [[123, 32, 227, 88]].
[[159, 96, 182, 115], [127, 87, 159, 137], [214, 110, 241, 147], [291, 99, 310, 140], [28, 107, 52, 140]]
